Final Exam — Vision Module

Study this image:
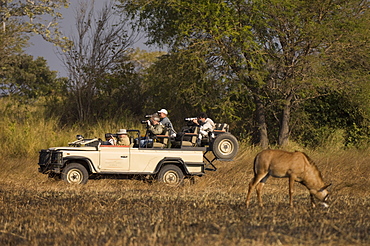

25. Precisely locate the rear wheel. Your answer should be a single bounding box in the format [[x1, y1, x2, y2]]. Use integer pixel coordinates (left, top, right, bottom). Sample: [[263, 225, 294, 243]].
[[157, 165, 184, 186], [61, 163, 89, 184], [212, 133, 239, 160]]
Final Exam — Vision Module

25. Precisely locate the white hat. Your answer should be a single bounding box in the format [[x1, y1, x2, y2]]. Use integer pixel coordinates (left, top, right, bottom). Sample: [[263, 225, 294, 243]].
[[158, 109, 168, 115], [117, 129, 127, 134]]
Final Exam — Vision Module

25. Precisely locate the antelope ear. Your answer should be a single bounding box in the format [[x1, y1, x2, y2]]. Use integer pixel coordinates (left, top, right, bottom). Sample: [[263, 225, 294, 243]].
[[319, 183, 332, 192]]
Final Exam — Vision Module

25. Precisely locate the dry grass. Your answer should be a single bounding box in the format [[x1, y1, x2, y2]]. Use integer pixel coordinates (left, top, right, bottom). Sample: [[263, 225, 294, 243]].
[[0, 147, 369, 245]]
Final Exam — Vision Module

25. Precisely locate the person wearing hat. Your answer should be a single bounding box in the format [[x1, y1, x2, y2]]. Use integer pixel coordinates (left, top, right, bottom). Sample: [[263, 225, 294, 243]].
[[158, 108, 176, 137], [117, 129, 130, 146]]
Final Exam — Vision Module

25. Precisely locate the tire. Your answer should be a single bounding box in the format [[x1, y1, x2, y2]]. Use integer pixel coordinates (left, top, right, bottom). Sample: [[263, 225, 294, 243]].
[[61, 163, 89, 184], [157, 165, 184, 186], [212, 133, 239, 160]]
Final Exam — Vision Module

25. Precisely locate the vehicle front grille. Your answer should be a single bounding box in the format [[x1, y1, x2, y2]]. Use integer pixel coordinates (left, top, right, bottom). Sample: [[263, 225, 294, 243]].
[[38, 149, 62, 173], [39, 149, 51, 165]]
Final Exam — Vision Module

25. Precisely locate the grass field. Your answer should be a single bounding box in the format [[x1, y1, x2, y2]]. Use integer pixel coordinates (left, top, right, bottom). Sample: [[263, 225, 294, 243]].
[[0, 147, 369, 245]]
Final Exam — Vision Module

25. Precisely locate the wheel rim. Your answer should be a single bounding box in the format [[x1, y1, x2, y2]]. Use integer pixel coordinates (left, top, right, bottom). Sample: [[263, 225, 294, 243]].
[[66, 169, 84, 184], [163, 170, 180, 185], [218, 139, 234, 156]]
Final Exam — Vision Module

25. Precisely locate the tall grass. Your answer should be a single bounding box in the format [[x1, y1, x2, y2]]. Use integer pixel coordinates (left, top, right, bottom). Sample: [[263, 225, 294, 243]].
[[1, 98, 72, 157], [0, 98, 144, 158]]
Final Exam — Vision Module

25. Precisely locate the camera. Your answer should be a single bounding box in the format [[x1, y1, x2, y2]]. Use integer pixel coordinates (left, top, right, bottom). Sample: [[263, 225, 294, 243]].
[[184, 117, 197, 121], [141, 114, 154, 124], [184, 117, 198, 126], [105, 133, 117, 138]]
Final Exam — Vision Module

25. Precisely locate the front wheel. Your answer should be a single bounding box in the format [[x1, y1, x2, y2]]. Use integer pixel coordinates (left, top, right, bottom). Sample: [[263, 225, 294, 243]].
[[61, 163, 89, 184], [157, 165, 184, 186], [212, 133, 239, 160]]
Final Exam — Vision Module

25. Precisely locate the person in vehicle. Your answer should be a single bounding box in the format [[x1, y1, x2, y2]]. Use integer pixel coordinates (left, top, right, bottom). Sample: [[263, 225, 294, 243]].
[[158, 108, 176, 137], [192, 112, 215, 142], [147, 114, 165, 136], [116, 129, 130, 146], [104, 133, 117, 145], [140, 114, 165, 147]]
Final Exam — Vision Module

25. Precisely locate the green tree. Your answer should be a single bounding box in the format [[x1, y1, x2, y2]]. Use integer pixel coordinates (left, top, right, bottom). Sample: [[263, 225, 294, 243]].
[[0, 0, 71, 49], [0, 0, 71, 102], [0, 21, 28, 68], [141, 48, 255, 134], [105, 48, 167, 118], [0, 54, 59, 100], [141, 49, 218, 126], [254, 0, 370, 146], [120, 0, 370, 147], [121, 0, 269, 146], [286, 0, 370, 148]]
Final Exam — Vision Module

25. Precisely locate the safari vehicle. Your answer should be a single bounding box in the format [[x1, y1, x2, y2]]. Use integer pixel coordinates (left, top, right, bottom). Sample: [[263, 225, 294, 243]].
[[38, 122, 239, 185]]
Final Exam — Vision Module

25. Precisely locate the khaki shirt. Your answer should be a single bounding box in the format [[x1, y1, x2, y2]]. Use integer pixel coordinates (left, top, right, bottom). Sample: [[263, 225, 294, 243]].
[[117, 136, 130, 146], [148, 123, 165, 136]]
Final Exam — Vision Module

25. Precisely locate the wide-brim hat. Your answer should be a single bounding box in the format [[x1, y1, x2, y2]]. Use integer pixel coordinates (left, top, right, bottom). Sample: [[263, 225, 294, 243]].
[[117, 129, 127, 134], [158, 109, 168, 115]]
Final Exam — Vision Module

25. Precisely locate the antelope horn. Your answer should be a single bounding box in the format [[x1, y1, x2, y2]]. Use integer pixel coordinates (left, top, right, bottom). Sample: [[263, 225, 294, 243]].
[[319, 183, 332, 192]]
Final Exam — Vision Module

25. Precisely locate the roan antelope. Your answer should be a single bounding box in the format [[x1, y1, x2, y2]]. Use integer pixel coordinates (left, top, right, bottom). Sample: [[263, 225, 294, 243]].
[[246, 149, 331, 208]]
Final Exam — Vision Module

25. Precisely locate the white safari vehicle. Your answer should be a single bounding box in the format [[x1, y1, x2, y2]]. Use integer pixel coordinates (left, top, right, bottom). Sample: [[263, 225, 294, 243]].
[[38, 126, 238, 186]]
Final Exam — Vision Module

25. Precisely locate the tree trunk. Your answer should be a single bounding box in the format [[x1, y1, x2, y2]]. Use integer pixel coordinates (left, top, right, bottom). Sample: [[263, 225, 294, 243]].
[[278, 93, 293, 146], [254, 94, 269, 148]]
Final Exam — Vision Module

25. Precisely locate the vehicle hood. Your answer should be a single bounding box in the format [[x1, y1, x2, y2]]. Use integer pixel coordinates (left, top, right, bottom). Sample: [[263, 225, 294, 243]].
[[48, 146, 98, 151]]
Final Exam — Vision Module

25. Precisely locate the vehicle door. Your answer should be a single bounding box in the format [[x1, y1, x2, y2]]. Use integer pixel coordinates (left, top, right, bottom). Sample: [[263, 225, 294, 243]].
[[99, 146, 130, 172]]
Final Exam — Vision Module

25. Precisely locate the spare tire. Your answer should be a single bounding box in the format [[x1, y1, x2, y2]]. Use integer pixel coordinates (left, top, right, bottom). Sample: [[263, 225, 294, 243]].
[[212, 133, 239, 160]]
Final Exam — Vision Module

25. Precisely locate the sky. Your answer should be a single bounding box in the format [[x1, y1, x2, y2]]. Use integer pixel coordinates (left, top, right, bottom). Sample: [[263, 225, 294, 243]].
[[25, 1, 152, 78]]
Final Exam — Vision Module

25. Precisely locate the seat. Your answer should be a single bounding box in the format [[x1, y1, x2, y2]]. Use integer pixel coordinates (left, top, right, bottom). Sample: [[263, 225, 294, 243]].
[[152, 129, 171, 148], [180, 126, 200, 147], [198, 123, 229, 146], [213, 123, 229, 133]]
